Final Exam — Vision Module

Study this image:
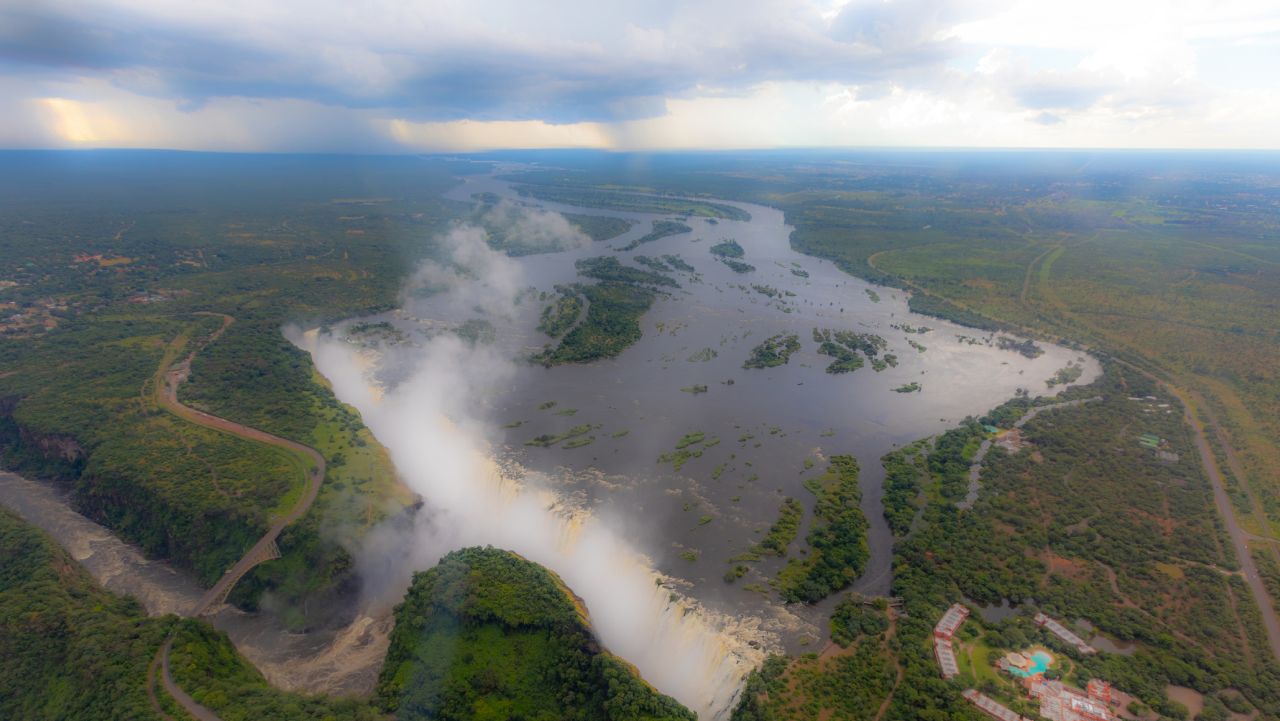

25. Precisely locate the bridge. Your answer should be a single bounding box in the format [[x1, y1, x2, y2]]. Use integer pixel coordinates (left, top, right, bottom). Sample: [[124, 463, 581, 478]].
[[193, 538, 282, 615]]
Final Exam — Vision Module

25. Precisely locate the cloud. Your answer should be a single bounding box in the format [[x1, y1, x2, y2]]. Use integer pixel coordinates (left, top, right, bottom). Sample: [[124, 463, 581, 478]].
[[1, 0, 1279, 149], [0, 0, 967, 124], [1012, 75, 1113, 111]]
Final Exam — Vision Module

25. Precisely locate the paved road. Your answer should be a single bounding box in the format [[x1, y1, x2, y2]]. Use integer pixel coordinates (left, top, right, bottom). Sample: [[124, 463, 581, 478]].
[[875, 239, 1280, 660], [1178, 394, 1280, 660]]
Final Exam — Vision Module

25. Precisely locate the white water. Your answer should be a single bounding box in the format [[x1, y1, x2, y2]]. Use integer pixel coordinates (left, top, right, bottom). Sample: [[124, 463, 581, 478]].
[[305, 332, 768, 719]]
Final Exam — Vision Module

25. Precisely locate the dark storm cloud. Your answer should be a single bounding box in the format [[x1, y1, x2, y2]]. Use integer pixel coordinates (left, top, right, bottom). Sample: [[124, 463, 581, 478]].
[[0, 0, 970, 123]]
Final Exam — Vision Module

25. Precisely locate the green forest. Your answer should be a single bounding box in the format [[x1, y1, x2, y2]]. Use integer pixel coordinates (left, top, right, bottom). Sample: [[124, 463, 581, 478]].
[[0, 508, 692, 721], [377, 546, 694, 721]]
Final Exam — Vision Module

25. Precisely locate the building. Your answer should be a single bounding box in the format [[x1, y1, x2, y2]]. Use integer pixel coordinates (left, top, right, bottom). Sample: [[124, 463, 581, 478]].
[[962, 689, 1033, 721], [1027, 679, 1114, 721], [935, 637, 960, 679], [1034, 613, 1096, 655], [932, 603, 969, 679], [935, 603, 970, 639]]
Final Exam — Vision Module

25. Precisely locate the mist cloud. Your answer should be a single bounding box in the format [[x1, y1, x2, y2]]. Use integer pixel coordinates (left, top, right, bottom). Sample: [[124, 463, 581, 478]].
[[304, 226, 768, 717]]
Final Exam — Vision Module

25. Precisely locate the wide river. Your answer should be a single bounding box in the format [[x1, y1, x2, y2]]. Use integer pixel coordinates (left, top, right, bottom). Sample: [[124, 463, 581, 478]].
[[321, 165, 1100, 710], [0, 165, 1099, 720]]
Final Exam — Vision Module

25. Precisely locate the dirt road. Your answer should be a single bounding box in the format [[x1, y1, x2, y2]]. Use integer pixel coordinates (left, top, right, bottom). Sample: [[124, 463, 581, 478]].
[[159, 638, 222, 721], [147, 315, 328, 720]]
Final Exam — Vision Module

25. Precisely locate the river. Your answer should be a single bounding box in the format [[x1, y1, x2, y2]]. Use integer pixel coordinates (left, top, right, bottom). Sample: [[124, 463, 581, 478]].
[[309, 165, 1101, 717], [0, 469, 392, 696]]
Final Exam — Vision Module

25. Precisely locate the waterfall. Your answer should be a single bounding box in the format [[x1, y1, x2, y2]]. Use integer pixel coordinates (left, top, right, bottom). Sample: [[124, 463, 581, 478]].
[[304, 331, 769, 719]]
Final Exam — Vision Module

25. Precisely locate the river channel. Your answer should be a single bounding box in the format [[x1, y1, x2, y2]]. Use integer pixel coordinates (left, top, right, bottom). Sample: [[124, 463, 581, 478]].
[[317, 165, 1101, 713]]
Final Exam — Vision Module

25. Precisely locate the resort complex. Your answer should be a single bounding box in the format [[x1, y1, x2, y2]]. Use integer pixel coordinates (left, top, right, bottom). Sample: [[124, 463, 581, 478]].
[[932, 602, 968, 680], [1028, 679, 1114, 721], [1034, 613, 1097, 656], [935, 605, 1119, 721]]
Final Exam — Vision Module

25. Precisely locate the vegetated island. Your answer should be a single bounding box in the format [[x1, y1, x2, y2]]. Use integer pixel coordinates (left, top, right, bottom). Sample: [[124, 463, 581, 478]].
[[720, 258, 756, 274], [709, 239, 745, 258], [472, 210, 629, 258], [812, 328, 896, 373], [892, 381, 922, 393], [617, 220, 692, 252], [537, 287, 585, 338], [535, 256, 680, 366], [566, 213, 634, 242], [534, 282, 655, 365], [1047, 361, 1084, 387], [574, 256, 679, 288], [724, 497, 804, 583], [743, 333, 802, 369], [633, 255, 672, 272], [525, 423, 593, 448], [657, 430, 715, 471], [775, 455, 869, 603], [662, 254, 697, 273]]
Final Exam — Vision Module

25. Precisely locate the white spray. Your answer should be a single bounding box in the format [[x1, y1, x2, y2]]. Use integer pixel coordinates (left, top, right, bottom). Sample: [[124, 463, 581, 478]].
[[303, 217, 768, 719]]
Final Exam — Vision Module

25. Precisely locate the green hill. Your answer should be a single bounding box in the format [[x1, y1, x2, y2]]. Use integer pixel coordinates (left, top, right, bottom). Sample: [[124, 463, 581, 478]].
[[377, 546, 695, 721]]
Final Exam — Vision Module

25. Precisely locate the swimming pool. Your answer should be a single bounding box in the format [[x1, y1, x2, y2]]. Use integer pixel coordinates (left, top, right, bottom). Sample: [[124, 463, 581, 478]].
[[1008, 650, 1053, 677]]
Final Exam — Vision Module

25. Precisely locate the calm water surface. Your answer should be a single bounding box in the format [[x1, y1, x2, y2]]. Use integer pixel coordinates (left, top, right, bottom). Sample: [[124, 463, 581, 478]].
[[351, 167, 1100, 641]]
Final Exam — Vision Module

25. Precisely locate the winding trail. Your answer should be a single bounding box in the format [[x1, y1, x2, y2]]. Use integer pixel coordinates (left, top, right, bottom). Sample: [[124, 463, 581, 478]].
[[155, 314, 326, 616], [146, 314, 328, 721], [958, 396, 1102, 509], [158, 638, 222, 721]]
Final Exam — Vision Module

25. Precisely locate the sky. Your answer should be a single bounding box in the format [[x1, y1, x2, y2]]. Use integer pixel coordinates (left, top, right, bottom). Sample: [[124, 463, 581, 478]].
[[3, 0, 1280, 151]]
